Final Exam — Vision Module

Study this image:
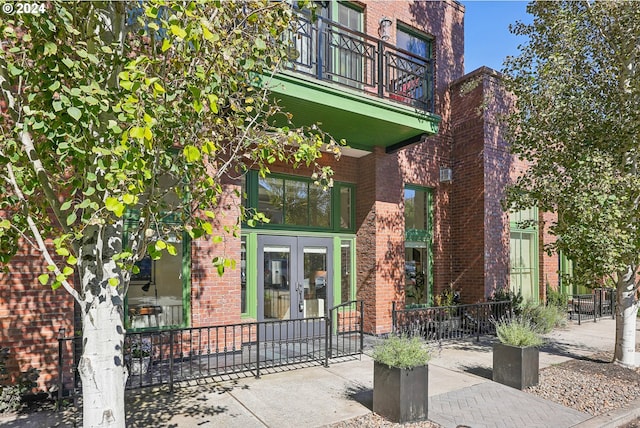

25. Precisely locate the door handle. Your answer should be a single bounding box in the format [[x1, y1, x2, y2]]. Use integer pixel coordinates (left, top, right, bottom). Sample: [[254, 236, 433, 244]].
[[298, 283, 304, 312]]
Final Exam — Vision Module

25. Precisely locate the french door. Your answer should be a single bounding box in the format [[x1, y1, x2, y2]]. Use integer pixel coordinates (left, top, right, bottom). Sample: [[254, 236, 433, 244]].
[[257, 236, 333, 338]]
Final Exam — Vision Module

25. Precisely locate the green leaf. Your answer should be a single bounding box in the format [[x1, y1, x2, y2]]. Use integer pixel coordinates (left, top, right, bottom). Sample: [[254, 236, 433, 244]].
[[108, 277, 119, 287], [105, 197, 125, 217], [167, 244, 177, 256], [155, 240, 166, 250], [122, 194, 136, 205], [62, 266, 74, 276], [217, 264, 224, 276], [67, 255, 78, 265], [62, 58, 75, 69], [129, 126, 145, 139], [38, 274, 49, 285], [161, 38, 172, 52], [170, 25, 187, 40], [60, 200, 72, 211], [67, 107, 82, 121], [183, 145, 201, 162], [48, 81, 61, 92], [66, 212, 77, 226]]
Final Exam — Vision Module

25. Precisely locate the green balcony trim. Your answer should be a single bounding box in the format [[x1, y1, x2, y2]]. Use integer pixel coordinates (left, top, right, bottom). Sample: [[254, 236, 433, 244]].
[[261, 71, 441, 151]]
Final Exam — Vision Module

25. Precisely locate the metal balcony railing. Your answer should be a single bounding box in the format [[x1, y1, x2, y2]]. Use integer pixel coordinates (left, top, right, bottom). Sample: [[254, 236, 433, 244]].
[[286, 14, 435, 113]]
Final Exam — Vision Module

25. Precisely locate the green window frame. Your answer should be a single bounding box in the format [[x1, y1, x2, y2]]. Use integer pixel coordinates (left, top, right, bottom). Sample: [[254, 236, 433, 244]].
[[404, 185, 433, 306], [242, 170, 355, 233], [509, 207, 539, 302]]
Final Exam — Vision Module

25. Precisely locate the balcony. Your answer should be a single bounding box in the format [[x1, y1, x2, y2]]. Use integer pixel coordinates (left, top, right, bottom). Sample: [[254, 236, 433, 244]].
[[263, 14, 441, 154]]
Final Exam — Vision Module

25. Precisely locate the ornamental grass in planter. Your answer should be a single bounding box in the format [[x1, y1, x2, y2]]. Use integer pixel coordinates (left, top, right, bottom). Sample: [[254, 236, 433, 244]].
[[493, 317, 544, 390], [372, 335, 431, 423]]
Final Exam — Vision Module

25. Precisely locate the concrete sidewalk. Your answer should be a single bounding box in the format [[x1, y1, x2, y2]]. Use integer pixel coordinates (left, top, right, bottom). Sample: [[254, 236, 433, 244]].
[[1, 318, 638, 427]]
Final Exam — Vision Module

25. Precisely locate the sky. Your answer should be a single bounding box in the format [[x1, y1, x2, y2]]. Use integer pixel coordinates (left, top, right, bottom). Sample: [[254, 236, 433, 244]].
[[463, 1, 533, 74]]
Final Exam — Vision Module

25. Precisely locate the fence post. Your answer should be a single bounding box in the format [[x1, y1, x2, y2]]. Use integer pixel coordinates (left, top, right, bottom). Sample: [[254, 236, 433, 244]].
[[168, 330, 174, 394], [359, 301, 364, 354], [316, 19, 324, 81], [324, 312, 330, 367], [476, 305, 481, 342], [593, 294, 597, 323], [377, 40, 384, 98], [391, 301, 396, 334], [256, 323, 261, 379], [577, 298, 582, 325], [57, 328, 65, 411], [611, 290, 616, 319]]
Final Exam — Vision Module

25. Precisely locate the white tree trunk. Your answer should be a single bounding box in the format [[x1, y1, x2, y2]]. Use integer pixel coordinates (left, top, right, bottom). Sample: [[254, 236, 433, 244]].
[[613, 266, 639, 367], [79, 294, 127, 427], [78, 225, 127, 427]]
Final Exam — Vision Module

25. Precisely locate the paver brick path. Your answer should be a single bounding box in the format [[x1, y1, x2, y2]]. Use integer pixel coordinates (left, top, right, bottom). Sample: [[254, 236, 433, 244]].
[[429, 382, 591, 428]]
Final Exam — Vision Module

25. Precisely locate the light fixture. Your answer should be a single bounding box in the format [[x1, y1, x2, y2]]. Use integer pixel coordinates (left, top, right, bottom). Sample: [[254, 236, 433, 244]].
[[378, 16, 392, 41]]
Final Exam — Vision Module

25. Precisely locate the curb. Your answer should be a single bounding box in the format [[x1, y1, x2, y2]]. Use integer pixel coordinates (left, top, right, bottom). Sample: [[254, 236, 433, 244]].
[[572, 397, 640, 428]]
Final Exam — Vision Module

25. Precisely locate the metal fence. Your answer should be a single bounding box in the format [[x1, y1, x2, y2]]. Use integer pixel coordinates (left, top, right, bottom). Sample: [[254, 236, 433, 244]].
[[392, 300, 513, 342], [568, 288, 615, 324], [287, 14, 435, 112], [57, 300, 363, 410]]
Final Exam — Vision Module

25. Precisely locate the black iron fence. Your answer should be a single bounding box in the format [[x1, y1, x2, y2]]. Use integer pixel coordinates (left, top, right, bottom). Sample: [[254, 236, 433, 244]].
[[392, 300, 513, 342], [568, 288, 615, 324], [287, 14, 435, 112], [57, 300, 363, 410]]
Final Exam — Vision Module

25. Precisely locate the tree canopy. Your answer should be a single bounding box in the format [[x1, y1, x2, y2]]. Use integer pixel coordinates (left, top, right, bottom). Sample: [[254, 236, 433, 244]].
[[504, 0, 640, 366], [1, 1, 338, 289], [0, 1, 339, 425], [504, 0, 640, 284]]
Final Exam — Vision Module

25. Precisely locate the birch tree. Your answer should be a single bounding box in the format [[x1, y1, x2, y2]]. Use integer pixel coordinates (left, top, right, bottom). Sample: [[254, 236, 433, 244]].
[[504, 1, 640, 367], [0, 1, 338, 426]]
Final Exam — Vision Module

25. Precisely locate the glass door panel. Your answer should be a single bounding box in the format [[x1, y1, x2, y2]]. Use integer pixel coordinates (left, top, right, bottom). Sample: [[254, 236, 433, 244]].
[[302, 247, 328, 318], [262, 244, 291, 320]]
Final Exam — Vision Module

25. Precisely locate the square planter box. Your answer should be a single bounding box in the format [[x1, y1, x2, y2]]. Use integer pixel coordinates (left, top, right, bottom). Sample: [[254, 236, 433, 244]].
[[373, 361, 428, 423], [492, 343, 539, 390]]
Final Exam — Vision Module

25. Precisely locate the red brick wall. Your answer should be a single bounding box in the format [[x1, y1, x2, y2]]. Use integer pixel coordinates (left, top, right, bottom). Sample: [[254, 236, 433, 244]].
[[540, 211, 559, 299], [190, 184, 243, 327], [349, 1, 464, 333], [0, 239, 75, 391]]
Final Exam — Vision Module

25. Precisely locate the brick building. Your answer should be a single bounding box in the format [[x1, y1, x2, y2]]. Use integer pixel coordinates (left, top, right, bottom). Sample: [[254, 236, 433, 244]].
[[1, 0, 561, 391]]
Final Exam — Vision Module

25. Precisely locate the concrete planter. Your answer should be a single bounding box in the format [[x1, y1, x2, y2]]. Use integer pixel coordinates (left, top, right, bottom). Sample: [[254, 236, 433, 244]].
[[129, 356, 150, 376], [373, 361, 428, 423], [492, 342, 539, 389]]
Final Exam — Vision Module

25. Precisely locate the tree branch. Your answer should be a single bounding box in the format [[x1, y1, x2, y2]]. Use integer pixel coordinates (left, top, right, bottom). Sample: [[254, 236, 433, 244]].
[[20, 132, 70, 234], [5, 161, 81, 304]]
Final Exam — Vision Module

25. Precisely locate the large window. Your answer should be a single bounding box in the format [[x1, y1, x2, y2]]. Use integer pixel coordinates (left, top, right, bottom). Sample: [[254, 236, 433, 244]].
[[394, 25, 433, 109], [124, 174, 190, 330], [404, 186, 433, 305], [243, 171, 354, 233], [510, 208, 538, 302], [125, 219, 189, 330]]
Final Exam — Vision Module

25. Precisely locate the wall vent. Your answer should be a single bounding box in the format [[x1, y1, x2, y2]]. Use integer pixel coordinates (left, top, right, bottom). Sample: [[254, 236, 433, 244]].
[[439, 167, 453, 182]]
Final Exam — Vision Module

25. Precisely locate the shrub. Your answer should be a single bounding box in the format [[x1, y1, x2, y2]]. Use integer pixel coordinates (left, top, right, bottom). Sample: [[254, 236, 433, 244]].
[[546, 284, 568, 308], [495, 318, 544, 348], [0, 348, 39, 414], [372, 335, 431, 369], [521, 301, 567, 333], [490, 288, 524, 315]]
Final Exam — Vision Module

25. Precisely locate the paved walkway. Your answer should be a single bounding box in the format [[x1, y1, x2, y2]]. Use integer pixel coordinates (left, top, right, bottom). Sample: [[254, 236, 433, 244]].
[[1, 318, 639, 427]]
